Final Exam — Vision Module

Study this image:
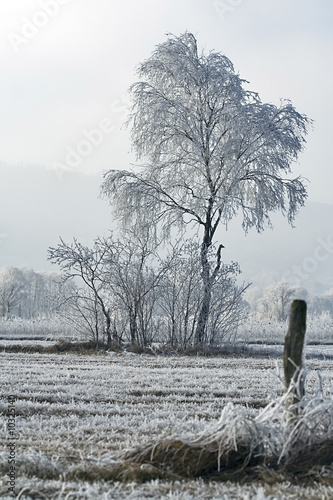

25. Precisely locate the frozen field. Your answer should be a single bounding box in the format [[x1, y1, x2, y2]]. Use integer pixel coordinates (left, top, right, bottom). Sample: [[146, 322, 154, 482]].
[[1, 351, 333, 499]]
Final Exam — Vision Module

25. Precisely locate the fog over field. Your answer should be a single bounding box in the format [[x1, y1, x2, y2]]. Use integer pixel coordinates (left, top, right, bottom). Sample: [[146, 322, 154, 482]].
[[0, 0, 332, 295], [0, 162, 332, 293]]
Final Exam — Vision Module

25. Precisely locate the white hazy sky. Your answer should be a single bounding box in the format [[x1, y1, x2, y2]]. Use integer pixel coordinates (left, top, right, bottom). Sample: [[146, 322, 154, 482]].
[[0, 0, 332, 290], [0, 0, 332, 202]]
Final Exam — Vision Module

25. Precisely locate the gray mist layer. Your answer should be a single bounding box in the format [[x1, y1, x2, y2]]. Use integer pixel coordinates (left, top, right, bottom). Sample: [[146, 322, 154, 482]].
[[0, 162, 332, 294]]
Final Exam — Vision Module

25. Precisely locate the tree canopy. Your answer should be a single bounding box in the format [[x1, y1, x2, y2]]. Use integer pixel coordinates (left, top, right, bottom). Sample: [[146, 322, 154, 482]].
[[102, 32, 310, 234]]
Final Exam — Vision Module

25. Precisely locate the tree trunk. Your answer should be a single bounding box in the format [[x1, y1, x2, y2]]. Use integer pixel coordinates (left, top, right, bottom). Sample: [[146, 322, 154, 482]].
[[106, 310, 112, 346], [194, 234, 224, 345], [194, 240, 211, 345], [195, 284, 211, 344], [129, 312, 137, 344]]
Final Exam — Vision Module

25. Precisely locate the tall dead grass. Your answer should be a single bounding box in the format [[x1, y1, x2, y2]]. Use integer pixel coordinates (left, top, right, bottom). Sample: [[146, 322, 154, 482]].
[[124, 378, 333, 483]]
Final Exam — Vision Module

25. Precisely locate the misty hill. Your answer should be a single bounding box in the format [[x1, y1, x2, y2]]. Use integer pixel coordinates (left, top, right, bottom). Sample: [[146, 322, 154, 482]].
[[0, 162, 332, 293], [223, 203, 333, 293]]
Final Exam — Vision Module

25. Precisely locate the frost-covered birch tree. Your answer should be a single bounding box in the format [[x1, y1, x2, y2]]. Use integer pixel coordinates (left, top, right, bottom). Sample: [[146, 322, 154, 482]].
[[101, 32, 311, 344]]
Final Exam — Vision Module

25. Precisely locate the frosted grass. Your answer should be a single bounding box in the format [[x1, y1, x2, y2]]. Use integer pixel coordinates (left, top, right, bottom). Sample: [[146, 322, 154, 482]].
[[1, 352, 332, 498]]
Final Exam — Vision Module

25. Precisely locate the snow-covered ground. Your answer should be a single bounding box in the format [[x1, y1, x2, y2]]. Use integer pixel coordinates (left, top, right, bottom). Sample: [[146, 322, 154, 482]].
[[0, 351, 332, 499], [245, 342, 333, 359]]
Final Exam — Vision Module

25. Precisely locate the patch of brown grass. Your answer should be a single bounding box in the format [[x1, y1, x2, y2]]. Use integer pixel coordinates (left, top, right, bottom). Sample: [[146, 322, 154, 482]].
[[123, 391, 333, 483], [0, 339, 109, 355]]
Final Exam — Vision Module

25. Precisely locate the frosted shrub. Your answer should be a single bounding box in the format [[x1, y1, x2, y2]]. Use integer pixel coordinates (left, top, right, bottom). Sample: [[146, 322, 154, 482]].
[[238, 312, 333, 345], [307, 311, 333, 343], [237, 316, 287, 344]]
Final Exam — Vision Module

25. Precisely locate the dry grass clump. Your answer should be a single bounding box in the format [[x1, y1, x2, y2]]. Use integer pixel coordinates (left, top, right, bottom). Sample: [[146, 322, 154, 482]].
[[48, 339, 107, 354], [0, 343, 46, 353], [124, 386, 333, 483], [0, 339, 109, 355], [127, 404, 263, 478]]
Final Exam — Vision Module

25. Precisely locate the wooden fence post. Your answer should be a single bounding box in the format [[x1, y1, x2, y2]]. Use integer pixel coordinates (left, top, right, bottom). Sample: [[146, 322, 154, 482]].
[[283, 300, 307, 406]]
